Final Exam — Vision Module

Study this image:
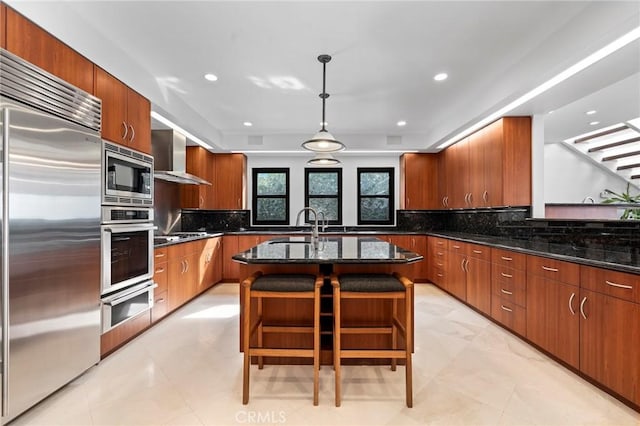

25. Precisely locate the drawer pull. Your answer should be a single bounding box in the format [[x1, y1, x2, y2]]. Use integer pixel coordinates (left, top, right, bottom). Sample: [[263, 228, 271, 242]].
[[155, 253, 166, 258], [437, 252, 444, 256], [501, 305, 513, 313], [436, 262, 443, 267], [156, 298, 165, 303], [472, 249, 482, 254], [155, 267, 165, 273], [500, 272, 513, 278], [501, 288, 513, 295], [437, 241, 444, 246], [501, 256, 512, 261], [605, 280, 633, 290], [542, 266, 558, 272], [453, 245, 460, 249], [569, 292, 576, 316], [436, 273, 443, 277]]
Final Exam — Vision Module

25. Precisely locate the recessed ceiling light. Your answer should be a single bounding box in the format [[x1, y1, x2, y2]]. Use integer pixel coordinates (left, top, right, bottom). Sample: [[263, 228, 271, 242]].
[[589, 121, 600, 126], [586, 110, 597, 115], [243, 121, 253, 127], [433, 73, 448, 81], [548, 110, 555, 114], [204, 73, 218, 82], [397, 120, 407, 127]]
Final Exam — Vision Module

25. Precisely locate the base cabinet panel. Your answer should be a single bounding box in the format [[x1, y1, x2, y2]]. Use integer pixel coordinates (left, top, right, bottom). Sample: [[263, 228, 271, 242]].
[[491, 296, 526, 336], [580, 289, 640, 406]]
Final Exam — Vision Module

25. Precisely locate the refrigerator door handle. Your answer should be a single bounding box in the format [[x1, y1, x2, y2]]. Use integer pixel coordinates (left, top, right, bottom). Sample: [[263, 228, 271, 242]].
[[2, 107, 9, 417]]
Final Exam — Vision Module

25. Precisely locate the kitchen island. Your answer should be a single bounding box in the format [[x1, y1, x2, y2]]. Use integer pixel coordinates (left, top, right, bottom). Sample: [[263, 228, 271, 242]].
[[232, 236, 423, 365]]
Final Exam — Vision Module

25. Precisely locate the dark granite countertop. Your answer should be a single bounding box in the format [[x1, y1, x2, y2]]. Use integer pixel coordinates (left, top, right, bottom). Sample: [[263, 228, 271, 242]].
[[427, 232, 639, 275], [153, 232, 224, 248], [231, 236, 424, 265]]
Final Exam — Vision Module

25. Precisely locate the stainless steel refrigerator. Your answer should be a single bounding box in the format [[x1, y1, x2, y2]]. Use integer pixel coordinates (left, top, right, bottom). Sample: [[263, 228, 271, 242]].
[[1, 49, 102, 423]]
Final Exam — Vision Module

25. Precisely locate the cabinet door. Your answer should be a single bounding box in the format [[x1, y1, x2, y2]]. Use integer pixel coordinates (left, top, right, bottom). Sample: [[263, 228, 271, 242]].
[[200, 237, 222, 291], [526, 274, 579, 368], [448, 251, 467, 301], [182, 146, 209, 208], [214, 154, 246, 209], [126, 88, 151, 154], [580, 289, 640, 406], [466, 256, 491, 315], [502, 117, 532, 206], [222, 235, 240, 282], [1, 4, 7, 49], [94, 67, 128, 145], [468, 129, 485, 207], [400, 154, 439, 209], [482, 119, 503, 207], [6, 8, 94, 93], [410, 235, 428, 281], [168, 257, 190, 311], [445, 138, 470, 208]]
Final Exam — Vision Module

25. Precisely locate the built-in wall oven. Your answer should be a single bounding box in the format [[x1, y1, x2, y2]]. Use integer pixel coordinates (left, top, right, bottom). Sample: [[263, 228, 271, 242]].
[[101, 172, 156, 332]]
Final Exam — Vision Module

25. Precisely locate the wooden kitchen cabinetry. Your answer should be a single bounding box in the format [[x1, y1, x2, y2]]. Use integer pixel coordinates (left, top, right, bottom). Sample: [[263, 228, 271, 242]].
[[579, 266, 639, 407], [525, 255, 581, 369], [447, 240, 468, 300], [181, 146, 216, 209], [199, 237, 223, 292], [490, 248, 527, 336], [100, 310, 151, 357], [152, 247, 169, 322], [5, 7, 94, 94], [214, 154, 246, 209], [1, 4, 7, 49], [384, 235, 428, 282], [400, 153, 440, 209], [439, 117, 531, 209], [167, 240, 203, 311], [464, 243, 491, 315], [94, 66, 151, 154]]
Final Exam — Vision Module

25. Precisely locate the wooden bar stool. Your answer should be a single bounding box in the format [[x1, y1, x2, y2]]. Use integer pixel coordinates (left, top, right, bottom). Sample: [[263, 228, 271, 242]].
[[242, 272, 323, 405], [331, 272, 414, 407]]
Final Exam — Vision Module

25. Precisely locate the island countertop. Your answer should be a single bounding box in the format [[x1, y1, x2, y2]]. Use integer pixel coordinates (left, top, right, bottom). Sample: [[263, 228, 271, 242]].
[[231, 236, 423, 264]]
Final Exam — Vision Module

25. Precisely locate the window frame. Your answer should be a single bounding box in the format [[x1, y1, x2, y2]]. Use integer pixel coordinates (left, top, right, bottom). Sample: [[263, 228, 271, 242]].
[[252, 168, 290, 226], [357, 167, 395, 225], [304, 168, 343, 225]]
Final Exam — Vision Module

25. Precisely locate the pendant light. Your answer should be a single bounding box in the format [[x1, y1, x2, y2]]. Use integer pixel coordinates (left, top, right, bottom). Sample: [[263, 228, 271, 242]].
[[302, 54, 345, 153], [307, 152, 340, 166]]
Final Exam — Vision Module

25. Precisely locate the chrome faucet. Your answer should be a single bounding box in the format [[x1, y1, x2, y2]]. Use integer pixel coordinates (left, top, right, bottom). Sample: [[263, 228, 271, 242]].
[[295, 207, 319, 246], [316, 211, 328, 232]]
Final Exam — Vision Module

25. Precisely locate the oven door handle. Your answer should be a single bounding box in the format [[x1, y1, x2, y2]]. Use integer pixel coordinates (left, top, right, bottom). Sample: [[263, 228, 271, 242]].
[[103, 223, 156, 233], [102, 280, 156, 306]]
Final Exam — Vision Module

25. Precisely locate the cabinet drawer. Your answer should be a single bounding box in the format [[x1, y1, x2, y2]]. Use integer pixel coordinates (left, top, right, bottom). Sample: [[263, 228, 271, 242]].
[[154, 247, 169, 262], [491, 270, 526, 308], [429, 237, 448, 250], [580, 265, 639, 304], [527, 255, 580, 285], [467, 243, 490, 261], [491, 248, 526, 270], [152, 290, 169, 322], [491, 295, 526, 336], [153, 262, 168, 294], [448, 240, 467, 253]]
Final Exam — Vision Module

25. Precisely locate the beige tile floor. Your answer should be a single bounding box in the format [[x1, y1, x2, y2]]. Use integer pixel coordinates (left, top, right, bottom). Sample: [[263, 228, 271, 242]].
[[11, 283, 640, 426]]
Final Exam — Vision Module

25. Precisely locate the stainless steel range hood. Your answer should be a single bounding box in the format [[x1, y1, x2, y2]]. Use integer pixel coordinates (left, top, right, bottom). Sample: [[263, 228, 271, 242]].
[[152, 129, 211, 185]]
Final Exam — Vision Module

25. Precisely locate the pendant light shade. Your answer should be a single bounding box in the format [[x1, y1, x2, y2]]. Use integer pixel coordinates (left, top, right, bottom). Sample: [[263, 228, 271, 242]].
[[307, 152, 341, 166], [302, 54, 345, 153]]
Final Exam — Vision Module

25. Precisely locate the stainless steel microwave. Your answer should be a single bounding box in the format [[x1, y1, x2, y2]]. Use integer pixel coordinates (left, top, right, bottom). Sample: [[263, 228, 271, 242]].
[[102, 141, 153, 206]]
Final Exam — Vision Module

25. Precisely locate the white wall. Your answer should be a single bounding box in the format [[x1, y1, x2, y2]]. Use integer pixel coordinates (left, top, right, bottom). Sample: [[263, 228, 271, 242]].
[[544, 143, 629, 203], [247, 154, 400, 227]]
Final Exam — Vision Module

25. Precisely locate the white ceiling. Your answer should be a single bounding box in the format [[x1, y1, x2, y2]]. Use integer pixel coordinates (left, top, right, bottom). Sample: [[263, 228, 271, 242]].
[[7, 1, 640, 153]]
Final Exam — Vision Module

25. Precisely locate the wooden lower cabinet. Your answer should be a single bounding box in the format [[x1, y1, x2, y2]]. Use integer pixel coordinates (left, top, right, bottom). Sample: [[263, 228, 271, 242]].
[[465, 244, 491, 314], [200, 237, 222, 292], [490, 296, 526, 336], [152, 247, 169, 322]]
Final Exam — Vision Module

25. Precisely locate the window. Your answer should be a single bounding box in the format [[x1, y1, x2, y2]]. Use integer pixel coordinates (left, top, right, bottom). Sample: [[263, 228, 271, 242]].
[[357, 168, 394, 225], [252, 168, 289, 225], [304, 168, 342, 225]]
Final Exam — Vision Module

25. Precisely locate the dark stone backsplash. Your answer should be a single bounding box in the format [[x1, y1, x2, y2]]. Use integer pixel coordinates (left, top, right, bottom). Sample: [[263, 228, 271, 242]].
[[181, 209, 250, 232]]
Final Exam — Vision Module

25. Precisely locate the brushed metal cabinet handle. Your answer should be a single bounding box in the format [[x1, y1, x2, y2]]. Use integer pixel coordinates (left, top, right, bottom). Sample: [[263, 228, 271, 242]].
[[155, 267, 165, 274], [501, 288, 513, 295], [121, 121, 128, 140], [542, 266, 559, 272], [605, 280, 633, 290], [483, 190, 488, 202], [129, 124, 135, 142], [569, 292, 576, 315], [501, 272, 513, 278], [155, 253, 166, 258], [501, 305, 513, 313], [580, 296, 588, 320], [472, 249, 482, 254], [501, 256, 513, 261]]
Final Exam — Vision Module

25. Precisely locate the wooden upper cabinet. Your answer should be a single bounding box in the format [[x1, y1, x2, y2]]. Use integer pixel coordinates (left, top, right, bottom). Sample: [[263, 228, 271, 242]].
[[400, 153, 439, 209], [1, 4, 7, 49], [94, 66, 151, 154], [181, 146, 216, 209], [439, 116, 531, 209], [214, 154, 246, 209], [5, 7, 93, 93]]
